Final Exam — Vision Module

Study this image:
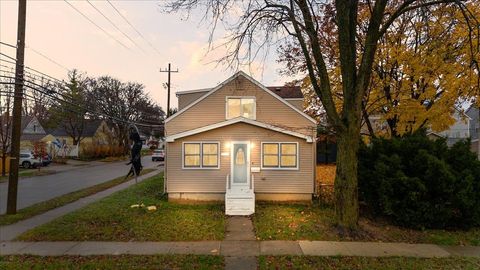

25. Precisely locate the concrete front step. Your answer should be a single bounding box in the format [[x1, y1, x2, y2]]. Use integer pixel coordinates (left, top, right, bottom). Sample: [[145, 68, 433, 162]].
[[225, 193, 255, 216]]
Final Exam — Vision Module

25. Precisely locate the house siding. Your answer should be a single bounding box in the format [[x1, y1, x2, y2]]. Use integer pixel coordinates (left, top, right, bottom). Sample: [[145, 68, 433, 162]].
[[177, 91, 208, 110], [285, 99, 304, 111], [439, 111, 470, 147], [166, 75, 315, 137], [166, 122, 314, 195], [466, 106, 479, 140]]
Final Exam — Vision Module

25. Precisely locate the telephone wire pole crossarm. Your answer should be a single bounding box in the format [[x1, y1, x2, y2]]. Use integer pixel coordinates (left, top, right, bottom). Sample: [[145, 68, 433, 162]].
[[159, 63, 179, 117]]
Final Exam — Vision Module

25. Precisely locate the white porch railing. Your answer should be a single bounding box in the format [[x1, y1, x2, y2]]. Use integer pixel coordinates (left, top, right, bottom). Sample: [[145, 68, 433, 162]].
[[250, 174, 254, 190], [226, 174, 231, 191]]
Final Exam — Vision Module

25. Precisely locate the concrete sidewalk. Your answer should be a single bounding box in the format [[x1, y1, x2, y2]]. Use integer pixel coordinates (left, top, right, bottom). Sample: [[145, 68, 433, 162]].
[[0, 169, 163, 241], [1, 240, 479, 257]]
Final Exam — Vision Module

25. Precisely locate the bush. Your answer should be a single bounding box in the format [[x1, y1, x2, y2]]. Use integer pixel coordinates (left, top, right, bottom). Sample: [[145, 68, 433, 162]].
[[81, 144, 126, 160], [359, 130, 480, 229]]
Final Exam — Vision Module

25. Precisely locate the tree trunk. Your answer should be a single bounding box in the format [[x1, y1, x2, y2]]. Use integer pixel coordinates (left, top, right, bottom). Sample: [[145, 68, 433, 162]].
[[334, 129, 360, 230], [1, 152, 6, 177]]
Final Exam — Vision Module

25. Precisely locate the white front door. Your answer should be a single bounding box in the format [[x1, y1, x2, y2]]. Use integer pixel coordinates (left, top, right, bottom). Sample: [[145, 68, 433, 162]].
[[231, 141, 250, 194]]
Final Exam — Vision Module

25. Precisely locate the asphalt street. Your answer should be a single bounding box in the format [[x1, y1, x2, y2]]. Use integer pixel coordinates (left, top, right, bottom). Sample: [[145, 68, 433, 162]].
[[0, 156, 162, 214]]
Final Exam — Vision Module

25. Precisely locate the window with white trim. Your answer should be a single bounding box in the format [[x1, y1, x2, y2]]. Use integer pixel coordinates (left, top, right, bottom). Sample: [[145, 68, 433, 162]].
[[226, 97, 255, 119], [262, 142, 298, 169], [183, 142, 219, 168]]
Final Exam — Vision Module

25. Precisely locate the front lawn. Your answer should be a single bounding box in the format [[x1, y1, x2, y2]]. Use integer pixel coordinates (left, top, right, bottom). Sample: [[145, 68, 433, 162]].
[[258, 256, 480, 270], [17, 174, 225, 241], [0, 168, 157, 226], [0, 255, 223, 270], [253, 203, 480, 246]]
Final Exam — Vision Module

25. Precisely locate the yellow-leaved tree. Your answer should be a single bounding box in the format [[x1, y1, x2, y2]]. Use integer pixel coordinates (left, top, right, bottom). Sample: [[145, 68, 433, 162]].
[[281, 2, 480, 137]]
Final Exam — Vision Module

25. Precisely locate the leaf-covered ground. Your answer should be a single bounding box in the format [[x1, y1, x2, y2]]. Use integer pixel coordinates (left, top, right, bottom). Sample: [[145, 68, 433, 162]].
[[0, 255, 223, 270], [258, 256, 480, 270], [17, 174, 225, 241], [253, 203, 480, 246]]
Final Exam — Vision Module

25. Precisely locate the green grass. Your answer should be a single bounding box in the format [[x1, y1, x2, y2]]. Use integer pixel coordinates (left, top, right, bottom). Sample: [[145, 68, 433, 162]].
[[0, 169, 56, 183], [258, 256, 480, 270], [253, 203, 480, 246], [0, 168, 157, 226], [0, 255, 223, 270], [17, 174, 225, 241]]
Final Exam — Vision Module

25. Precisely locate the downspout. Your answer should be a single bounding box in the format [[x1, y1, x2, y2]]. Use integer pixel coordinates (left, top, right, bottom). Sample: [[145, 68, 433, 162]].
[[164, 143, 167, 194], [164, 127, 168, 195]]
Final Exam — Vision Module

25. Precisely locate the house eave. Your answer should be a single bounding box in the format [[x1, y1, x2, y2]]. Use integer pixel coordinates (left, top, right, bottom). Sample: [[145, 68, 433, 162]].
[[165, 117, 313, 143]]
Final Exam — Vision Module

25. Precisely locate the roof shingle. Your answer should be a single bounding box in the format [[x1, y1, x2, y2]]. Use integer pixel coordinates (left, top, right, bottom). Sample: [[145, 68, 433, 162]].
[[266, 86, 303, 98]]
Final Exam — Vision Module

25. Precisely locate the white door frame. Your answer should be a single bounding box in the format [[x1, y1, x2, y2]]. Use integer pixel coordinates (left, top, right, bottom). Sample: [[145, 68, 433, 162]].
[[230, 141, 250, 188]]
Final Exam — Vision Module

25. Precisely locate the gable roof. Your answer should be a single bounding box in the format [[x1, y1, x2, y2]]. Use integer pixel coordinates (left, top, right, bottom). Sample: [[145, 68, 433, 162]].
[[47, 119, 106, 137], [176, 88, 211, 96], [1, 115, 36, 132], [176, 85, 304, 99], [20, 116, 35, 131], [167, 71, 316, 124], [266, 86, 303, 98], [166, 117, 313, 142]]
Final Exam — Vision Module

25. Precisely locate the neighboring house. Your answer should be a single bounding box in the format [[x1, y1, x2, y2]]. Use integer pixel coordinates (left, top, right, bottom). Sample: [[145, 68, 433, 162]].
[[363, 109, 473, 147], [165, 71, 317, 215], [19, 116, 48, 150], [466, 105, 480, 159], [45, 120, 113, 152], [438, 109, 471, 147]]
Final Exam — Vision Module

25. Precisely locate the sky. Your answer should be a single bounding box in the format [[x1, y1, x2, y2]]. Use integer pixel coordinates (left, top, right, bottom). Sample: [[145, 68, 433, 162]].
[[0, 0, 293, 110]]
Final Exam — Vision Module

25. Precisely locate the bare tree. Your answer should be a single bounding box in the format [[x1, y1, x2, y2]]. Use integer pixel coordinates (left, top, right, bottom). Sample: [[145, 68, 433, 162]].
[[0, 80, 14, 176], [88, 76, 165, 151], [166, 0, 479, 231]]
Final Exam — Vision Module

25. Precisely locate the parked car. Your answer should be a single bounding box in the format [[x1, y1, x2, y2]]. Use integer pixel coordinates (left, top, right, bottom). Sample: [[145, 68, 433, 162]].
[[19, 152, 42, 169], [41, 154, 52, 167], [152, 149, 165, 161]]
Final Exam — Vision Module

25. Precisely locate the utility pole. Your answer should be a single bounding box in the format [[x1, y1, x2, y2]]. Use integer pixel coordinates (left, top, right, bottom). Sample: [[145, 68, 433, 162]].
[[159, 63, 178, 117], [7, 0, 27, 214]]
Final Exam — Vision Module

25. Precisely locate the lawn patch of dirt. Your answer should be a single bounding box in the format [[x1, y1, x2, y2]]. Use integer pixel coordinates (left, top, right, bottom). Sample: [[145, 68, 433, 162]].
[[258, 256, 480, 270]]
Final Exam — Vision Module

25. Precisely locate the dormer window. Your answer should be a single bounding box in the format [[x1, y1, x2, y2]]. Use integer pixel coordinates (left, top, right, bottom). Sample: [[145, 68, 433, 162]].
[[226, 97, 256, 120]]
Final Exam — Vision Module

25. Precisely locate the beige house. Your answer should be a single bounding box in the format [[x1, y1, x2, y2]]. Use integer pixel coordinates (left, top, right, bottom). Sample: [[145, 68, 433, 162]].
[[165, 71, 317, 215]]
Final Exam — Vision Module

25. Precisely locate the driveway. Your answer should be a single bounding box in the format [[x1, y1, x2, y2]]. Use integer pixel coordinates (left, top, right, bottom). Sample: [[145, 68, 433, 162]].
[[0, 156, 163, 214]]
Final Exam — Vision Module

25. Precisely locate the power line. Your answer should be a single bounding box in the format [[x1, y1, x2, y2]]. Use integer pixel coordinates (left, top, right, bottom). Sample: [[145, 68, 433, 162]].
[[1, 42, 70, 73], [0, 59, 67, 87], [106, 0, 162, 55], [26, 47, 70, 72], [63, 0, 131, 51], [1, 73, 164, 128], [1, 57, 165, 123], [86, 0, 146, 54], [0, 52, 17, 62], [0, 41, 16, 49]]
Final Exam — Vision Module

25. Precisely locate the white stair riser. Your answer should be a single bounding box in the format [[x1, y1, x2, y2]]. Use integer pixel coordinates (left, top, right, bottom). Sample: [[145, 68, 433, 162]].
[[225, 193, 255, 215]]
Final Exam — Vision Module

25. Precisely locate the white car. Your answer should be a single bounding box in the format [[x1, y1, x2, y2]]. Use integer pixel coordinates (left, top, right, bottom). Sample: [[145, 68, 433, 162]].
[[152, 149, 165, 161], [19, 152, 42, 168]]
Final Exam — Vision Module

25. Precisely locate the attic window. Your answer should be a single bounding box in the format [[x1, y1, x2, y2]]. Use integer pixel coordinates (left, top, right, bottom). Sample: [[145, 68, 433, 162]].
[[226, 97, 256, 120]]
